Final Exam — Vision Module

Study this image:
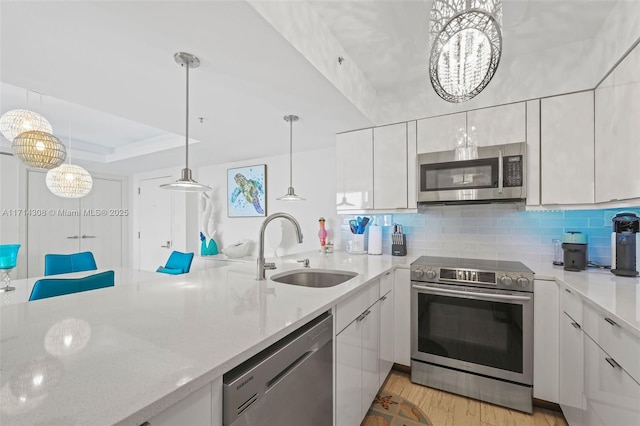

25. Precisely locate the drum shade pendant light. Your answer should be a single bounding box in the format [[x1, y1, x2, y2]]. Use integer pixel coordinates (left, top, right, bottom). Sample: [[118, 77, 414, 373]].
[[277, 115, 304, 201], [160, 52, 211, 192], [46, 104, 93, 198], [429, 0, 503, 103]]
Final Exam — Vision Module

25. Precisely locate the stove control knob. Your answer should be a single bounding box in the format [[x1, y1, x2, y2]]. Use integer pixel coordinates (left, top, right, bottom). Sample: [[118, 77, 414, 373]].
[[517, 277, 530, 288], [413, 269, 424, 279], [500, 275, 513, 286], [425, 270, 437, 280]]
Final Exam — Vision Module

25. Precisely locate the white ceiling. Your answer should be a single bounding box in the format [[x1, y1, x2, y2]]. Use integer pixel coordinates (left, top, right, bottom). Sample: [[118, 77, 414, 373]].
[[1, 1, 638, 175]]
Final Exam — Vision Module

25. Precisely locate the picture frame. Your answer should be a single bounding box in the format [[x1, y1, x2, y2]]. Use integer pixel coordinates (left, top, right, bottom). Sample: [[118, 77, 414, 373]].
[[227, 164, 267, 217]]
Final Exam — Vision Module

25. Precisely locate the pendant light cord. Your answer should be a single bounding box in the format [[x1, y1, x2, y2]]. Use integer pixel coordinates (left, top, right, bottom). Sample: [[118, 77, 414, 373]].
[[289, 118, 293, 187], [185, 62, 190, 171]]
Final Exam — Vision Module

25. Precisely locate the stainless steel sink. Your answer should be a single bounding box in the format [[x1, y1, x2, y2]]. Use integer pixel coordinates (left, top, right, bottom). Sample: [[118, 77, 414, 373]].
[[270, 269, 357, 288]]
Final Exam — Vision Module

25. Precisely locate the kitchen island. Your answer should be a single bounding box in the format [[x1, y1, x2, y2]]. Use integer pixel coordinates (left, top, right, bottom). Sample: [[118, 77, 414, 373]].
[[0, 252, 410, 426], [2, 251, 638, 426]]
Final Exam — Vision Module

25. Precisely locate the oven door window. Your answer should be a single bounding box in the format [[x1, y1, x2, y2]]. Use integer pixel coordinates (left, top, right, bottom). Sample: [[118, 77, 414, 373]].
[[416, 292, 523, 373], [420, 158, 498, 191]]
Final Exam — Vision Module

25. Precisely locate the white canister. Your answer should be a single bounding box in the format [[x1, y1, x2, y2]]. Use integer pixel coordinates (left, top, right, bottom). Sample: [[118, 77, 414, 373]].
[[368, 225, 382, 255]]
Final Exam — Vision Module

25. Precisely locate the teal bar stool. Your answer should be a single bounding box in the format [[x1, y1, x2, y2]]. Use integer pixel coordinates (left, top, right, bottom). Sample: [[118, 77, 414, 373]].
[[29, 270, 115, 301], [44, 251, 98, 276], [0, 244, 21, 292], [156, 251, 194, 275]]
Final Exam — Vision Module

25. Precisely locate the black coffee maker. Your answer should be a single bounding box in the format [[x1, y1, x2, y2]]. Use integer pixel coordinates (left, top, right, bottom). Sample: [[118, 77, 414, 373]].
[[611, 213, 639, 277]]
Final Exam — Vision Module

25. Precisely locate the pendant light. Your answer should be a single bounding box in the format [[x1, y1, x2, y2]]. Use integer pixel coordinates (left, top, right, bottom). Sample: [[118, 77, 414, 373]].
[[277, 115, 304, 201], [8, 93, 67, 170], [429, 0, 503, 103], [46, 103, 93, 198], [160, 52, 211, 192]]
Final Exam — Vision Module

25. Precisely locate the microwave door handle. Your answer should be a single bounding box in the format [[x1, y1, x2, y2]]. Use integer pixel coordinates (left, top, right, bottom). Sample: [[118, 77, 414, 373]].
[[412, 284, 531, 302], [498, 149, 504, 194]]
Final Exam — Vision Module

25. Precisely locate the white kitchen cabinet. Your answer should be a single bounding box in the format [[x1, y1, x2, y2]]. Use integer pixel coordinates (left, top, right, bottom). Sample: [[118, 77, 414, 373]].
[[559, 311, 586, 426], [336, 128, 374, 211], [595, 42, 640, 203], [27, 170, 125, 276], [467, 102, 526, 146], [540, 91, 595, 205], [526, 99, 541, 206], [146, 378, 220, 426], [378, 272, 394, 387], [336, 278, 385, 426], [417, 112, 465, 153], [393, 268, 411, 367], [374, 123, 408, 209], [533, 280, 559, 403], [361, 302, 380, 419], [584, 334, 640, 426]]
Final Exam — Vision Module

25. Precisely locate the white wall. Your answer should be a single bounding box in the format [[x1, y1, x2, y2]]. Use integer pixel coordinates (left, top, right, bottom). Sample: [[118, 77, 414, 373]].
[[0, 154, 27, 278], [196, 147, 342, 258]]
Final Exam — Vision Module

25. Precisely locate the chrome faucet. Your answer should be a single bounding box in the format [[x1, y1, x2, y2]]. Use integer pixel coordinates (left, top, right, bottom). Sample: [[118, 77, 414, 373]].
[[257, 212, 304, 280]]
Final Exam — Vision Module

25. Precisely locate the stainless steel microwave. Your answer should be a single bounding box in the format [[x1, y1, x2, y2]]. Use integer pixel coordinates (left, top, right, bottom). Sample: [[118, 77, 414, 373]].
[[417, 142, 526, 204]]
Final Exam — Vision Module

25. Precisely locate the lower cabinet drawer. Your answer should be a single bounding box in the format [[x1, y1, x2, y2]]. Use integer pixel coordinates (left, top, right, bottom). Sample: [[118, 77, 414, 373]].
[[560, 285, 583, 323], [584, 334, 640, 426], [583, 302, 640, 382], [336, 280, 380, 333]]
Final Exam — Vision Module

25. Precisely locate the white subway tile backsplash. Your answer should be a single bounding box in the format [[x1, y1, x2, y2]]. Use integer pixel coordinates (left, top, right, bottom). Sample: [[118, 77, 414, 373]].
[[341, 205, 640, 266]]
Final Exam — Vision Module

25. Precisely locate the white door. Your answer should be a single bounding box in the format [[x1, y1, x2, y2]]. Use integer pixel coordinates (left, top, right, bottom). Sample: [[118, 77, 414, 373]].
[[80, 178, 123, 269], [27, 171, 80, 277], [139, 176, 173, 271]]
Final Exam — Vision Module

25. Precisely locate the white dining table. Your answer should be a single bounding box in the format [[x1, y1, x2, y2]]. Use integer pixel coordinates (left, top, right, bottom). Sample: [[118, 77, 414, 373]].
[[0, 267, 161, 307]]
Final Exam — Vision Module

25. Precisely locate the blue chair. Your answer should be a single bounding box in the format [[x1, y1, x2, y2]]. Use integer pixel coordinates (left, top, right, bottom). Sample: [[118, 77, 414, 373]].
[[44, 252, 98, 276], [156, 251, 194, 275], [29, 270, 115, 301]]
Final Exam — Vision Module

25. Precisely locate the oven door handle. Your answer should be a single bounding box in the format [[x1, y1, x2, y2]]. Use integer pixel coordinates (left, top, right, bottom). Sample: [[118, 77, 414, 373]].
[[412, 284, 532, 302]]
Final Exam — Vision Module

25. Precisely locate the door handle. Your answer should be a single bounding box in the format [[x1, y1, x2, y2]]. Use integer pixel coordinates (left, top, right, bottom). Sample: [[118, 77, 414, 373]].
[[66, 235, 79, 239], [81, 235, 96, 239], [571, 322, 581, 330], [604, 317, 619, 327], [605, 357, 621, 369], [498, 149, 504, 194], [160, 241, 171, 248], [412, 284, 532, 302]]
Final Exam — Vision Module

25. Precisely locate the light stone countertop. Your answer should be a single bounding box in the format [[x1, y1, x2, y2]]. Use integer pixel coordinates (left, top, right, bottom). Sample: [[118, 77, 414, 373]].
[[0, 252, 412, 426], [523, 261, 640, 338], [2, 252, 638, 426]]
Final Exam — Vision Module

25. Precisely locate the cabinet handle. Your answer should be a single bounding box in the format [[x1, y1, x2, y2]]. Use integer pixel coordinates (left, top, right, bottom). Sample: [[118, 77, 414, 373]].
[[66, 235, 79, 239], [498, 150, 504, 194], [565, 288, 572, 294], [571, 322, 581, 329], [605, 357, 621, 369], [356, 312, 367, 322], [604, 317, 619, 327], [381, 295, 387, 301], [81, 235, 96, 239], [384, 272, 391, 276], [160, 241, 171, 248], [140, 423, 150, 426]]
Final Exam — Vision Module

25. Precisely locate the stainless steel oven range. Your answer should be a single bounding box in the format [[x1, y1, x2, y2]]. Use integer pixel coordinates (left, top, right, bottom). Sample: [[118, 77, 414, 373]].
[[411, 256, 534, 413]]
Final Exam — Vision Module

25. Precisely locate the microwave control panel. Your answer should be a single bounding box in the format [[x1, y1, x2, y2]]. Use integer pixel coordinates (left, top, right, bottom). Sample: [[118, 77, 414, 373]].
[[503, 155, 523, 187]]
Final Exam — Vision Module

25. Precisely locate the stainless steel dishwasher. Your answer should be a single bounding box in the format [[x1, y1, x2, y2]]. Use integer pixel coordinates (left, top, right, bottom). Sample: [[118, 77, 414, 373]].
[[223, 312, 333, 426]]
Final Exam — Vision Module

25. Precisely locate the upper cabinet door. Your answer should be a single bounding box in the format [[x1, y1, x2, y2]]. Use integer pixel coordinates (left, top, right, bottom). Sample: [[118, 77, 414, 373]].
[[595, 43, 640, 203], [336, 128, 374, 210], [417, 112, 465, 153], [374, 123, 407, 209], [540, 91, 595, 205], [467, 102, 526, 146]]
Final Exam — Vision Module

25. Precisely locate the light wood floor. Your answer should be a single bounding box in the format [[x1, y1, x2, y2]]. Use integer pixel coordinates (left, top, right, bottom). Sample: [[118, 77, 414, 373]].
[[375, 370, 568, 426]]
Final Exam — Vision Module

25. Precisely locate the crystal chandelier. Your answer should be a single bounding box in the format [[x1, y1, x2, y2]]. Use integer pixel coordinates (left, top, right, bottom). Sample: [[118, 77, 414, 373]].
[[429, 0, 503, 103]]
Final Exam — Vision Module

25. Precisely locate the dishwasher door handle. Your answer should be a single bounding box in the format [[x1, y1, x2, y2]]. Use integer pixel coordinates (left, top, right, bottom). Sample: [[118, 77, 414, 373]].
[[265, 349, 316, 391]]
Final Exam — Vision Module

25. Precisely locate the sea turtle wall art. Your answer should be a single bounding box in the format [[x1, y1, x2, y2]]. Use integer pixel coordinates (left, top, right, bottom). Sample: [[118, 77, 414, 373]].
[[227, 164, 267, 217]]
